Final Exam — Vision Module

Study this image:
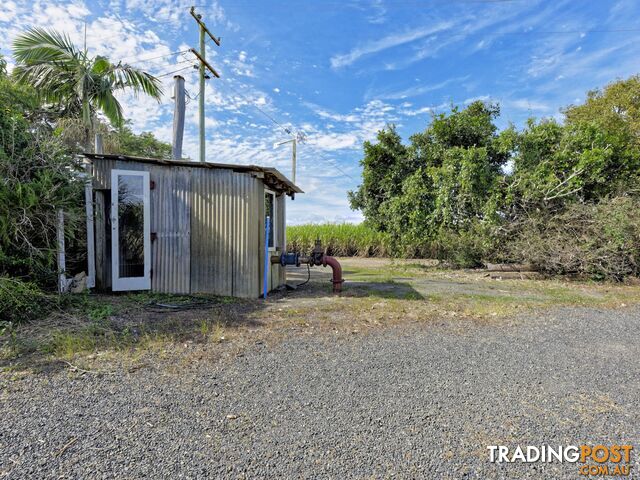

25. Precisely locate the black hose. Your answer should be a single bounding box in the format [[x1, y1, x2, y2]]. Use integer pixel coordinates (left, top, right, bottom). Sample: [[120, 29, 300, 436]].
[[297, 264, 311, 287], [144, 296, 221, 312]]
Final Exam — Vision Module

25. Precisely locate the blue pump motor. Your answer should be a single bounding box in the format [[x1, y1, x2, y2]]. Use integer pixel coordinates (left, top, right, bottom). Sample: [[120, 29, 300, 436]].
[[280, 252, 300, 267]]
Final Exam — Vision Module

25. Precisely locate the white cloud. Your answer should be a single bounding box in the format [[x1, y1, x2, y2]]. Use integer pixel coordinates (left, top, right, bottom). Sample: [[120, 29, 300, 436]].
[[330, 21, 454, 68], [0, 1, 19, 22], [369, 75, 470, 101], [120, 0, 233, 30], [401, 105, 433, 117], [221, 49, 256, 77], [352, 0, 572, 73], [367, 0, 387, 25], [312, 133, 359, 150], [508, 99, 550, 112], [463, 95, 492, 105], [304, 103, 360, 123]]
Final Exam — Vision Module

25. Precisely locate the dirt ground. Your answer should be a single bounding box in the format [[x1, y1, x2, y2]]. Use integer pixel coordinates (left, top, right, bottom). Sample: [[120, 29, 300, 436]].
[[2, 257, 640, 374]]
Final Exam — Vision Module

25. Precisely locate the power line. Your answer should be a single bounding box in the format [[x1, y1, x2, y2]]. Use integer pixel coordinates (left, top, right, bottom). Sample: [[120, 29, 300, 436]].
[[150, 57, 195, 72], [156, 64, 198, 78], [190, 48, 221, 78], [251, 141, 356, 182], [306, 152, 358, 181], [219, 68, 360, 180], [153, 52, 199, 77], [118, 48, 191, 64], [224, 80, 293, 136]]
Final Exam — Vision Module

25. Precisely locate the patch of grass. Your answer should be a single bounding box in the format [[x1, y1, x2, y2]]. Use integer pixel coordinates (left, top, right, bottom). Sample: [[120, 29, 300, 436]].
[[0, 328, 40, 359], [0, 291, 240, 365], [88, 304, 115, 321], [36, 321, 175, 360], [403, 291, 423, 300], [44, 331, 98, 360], [211, 321, 226, 343], [199, 319, 211, 338], [196, 318, 227, 343], [341, 260, 441, 283], [410, 278, 640, 318]]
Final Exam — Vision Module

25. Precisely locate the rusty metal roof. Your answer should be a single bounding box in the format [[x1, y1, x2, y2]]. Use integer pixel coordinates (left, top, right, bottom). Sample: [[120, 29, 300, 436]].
[[83, 152, 303, 196]]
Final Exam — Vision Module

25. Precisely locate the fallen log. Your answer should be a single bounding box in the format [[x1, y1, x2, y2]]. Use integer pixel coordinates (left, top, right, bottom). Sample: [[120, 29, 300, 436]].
[[485, 262, 537, 272], [487, 271, 542, 280]]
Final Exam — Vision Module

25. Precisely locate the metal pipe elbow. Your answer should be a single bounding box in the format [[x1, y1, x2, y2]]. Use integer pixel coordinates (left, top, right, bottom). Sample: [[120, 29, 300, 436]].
[[322, 256, 344, 293]]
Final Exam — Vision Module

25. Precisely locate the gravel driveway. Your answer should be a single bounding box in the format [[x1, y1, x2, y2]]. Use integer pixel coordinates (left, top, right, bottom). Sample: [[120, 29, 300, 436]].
[[2, 306, 639, 479]]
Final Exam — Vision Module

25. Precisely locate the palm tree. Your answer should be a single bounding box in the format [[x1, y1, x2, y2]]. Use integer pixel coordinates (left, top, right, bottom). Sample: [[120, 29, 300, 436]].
[[12, 27, 163, 151]]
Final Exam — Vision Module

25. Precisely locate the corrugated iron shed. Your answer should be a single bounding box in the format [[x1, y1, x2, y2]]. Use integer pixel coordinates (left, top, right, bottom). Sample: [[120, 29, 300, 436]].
[[86, 153, 298, 297]]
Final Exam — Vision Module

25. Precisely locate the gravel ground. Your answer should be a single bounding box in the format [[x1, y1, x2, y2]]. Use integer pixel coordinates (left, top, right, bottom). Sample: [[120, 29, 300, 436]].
[[1, 306, 639, 479]]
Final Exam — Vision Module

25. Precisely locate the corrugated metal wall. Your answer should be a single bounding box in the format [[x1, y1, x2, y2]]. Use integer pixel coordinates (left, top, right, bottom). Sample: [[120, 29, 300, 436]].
[[93, 160, 192, 293], [92, 158, 285, 297], [190, 168, 261, 297], [152, 167, 191, 293]]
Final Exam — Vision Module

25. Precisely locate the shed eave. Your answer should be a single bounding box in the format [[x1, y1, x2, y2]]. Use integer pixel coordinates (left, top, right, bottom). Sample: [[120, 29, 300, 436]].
[[83, 152, 303, 196]]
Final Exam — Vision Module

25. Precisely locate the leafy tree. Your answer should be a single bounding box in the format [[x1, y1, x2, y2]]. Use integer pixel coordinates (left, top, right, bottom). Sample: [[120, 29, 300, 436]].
[[562, 76, 640, 197], [348, 125, 411, 230], [421, 101, 501, 151], [12, 28, 163, 150], [114, 125, 172, 159], [353, 101, 505, 263], [564, 75, 640, 140], [499, 77, 640, 215], [0, 69, 82, 285]]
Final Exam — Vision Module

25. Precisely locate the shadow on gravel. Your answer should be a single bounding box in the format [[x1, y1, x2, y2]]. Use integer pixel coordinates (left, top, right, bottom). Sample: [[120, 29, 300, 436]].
[[284, 265, 425, 300], [278, 279, 425, 301]]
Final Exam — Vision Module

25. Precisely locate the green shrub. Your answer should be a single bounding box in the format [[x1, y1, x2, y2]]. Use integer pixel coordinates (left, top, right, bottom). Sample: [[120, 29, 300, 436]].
[[0, 72, 84, 288], [0, 276, 55, 323], [431, 222, 497, 268]]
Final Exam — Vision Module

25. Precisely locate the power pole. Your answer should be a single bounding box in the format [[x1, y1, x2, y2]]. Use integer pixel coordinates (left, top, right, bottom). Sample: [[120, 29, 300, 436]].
[[172, 75, 186, 160], [291, 138, 297, 185], [190, 6, 221, 163], [274, 137, 298, 184]]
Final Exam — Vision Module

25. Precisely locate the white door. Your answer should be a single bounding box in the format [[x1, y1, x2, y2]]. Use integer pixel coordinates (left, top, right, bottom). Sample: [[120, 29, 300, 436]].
[[111, 169, 151, 291]]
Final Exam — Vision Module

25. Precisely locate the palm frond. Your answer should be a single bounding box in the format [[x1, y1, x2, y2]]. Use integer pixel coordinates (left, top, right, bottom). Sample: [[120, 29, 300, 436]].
[[12, 27, 83, 115], [110, 64, 163, 100], [12, 27, 163, 130], [14, 63, 73, 93], [12, 27, 79, 66], [93, 85, 124, 128]]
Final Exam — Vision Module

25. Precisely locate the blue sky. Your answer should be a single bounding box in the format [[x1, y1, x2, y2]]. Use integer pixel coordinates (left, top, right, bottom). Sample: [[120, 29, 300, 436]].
[[1, 0, 639, 224]]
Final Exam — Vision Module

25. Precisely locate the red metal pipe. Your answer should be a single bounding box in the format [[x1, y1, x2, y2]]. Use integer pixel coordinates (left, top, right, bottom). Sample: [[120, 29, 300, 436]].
[[322, 256, 344, 293]]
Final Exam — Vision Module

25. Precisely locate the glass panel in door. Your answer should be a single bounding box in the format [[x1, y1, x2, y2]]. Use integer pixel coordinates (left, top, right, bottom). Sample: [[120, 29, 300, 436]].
[[111, 170, 151, 291]]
